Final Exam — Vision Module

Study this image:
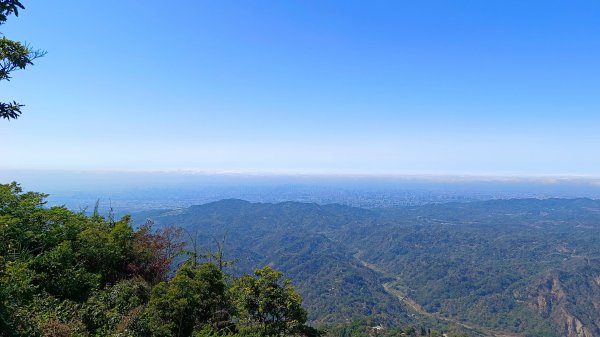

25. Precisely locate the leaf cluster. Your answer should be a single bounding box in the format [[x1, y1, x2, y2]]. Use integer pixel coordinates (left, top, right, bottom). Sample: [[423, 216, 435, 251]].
[[0, 183, 319, 337], [0, 0, 45, 120]]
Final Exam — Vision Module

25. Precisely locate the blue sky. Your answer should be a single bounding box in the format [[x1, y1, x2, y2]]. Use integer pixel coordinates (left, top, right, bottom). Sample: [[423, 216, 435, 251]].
[[1, 0, 600, 175]]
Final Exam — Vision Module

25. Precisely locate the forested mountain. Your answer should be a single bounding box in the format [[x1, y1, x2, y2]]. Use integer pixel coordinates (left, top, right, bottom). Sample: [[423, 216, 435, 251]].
[[0, 183, 320, 337], [134, 198, 600, 337], [133, 200, 409, 326], [3, 181, 599, 337]]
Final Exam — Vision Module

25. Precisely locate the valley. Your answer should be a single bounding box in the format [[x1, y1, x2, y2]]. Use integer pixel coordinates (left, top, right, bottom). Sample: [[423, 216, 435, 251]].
[[132, 198, 600, 337], [354, 251, 523, 337]]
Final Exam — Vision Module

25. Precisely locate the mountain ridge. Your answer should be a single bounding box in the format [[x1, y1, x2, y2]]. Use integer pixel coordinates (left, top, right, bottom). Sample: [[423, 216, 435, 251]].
[[131, 197, 600, 337]]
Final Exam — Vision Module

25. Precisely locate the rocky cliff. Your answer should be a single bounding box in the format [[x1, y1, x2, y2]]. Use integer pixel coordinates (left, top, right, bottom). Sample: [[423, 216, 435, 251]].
[[529, 264, 600, 337]]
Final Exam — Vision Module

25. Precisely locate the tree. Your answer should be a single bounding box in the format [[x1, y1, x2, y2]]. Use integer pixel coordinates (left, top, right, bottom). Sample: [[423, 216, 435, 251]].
[[144, 262, 233, 337], [0, 0, 45, 120], [0, 182, 321, 336], [129, 220, 184, 284], [203, 233, 237, 272], [230, 266, 318, 337], [81, 278, 151, 335]]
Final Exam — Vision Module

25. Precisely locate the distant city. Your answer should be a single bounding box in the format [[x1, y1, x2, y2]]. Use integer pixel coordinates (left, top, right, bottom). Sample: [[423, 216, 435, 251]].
[[3, 170, 600, 216]]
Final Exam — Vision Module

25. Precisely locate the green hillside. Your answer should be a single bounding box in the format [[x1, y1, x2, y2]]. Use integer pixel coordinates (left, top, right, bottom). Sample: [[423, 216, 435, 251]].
[[136, 198, 600, 337], [0, 183, 319, 337]]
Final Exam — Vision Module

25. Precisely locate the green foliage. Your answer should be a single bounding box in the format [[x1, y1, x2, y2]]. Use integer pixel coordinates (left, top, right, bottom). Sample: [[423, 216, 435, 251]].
[[322, 320, 465, 337], [144, 262, 232, 337], [81, 278, 151, 335], [9, 181, 598, 337], [135, 198, 600, 337], [230, 266, 312, 337], [76, 216, 136, 284], [31, 241, 101, 301], [0, 0, 45, 120], [0, 1, 24, 24], [0, 183, 318, 337], [133, 200, 407, 326]]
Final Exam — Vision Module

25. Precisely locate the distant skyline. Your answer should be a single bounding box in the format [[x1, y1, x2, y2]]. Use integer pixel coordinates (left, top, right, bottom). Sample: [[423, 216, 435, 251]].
[[5, 169, 600, 213], [2, 1, 600, 175]]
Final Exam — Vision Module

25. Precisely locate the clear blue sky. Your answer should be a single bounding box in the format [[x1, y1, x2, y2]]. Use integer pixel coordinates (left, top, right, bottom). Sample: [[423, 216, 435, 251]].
[[1, 0, 600, 175]]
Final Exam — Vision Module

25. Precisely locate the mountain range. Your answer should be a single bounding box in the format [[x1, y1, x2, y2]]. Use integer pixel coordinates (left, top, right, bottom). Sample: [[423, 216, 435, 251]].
[[131, 198, 600, 337]]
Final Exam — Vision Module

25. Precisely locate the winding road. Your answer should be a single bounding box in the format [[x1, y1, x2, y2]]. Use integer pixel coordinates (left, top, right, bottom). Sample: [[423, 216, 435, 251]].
[[353, 252, 523, 337]]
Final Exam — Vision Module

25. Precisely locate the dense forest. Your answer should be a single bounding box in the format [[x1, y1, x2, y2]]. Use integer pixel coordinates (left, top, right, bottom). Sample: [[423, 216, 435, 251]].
[[2, 182, 600, 337], [133, 198, 600, 337], [0, 183, 321, 337], [0, 183, 463, 337]]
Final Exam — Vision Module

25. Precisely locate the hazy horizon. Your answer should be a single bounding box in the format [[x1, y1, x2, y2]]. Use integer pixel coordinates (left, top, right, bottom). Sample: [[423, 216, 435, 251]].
[[5, 168, 600, 186], [3, 3, 600, 336], [2, 1, 600, 175], [4, 169, 600, 214]]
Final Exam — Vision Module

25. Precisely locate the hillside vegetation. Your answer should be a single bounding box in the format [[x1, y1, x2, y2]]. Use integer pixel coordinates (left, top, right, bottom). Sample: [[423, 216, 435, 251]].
[[0, 183, 319, 337], [3, 181, 599, 337], [136, 198, 600, 337]]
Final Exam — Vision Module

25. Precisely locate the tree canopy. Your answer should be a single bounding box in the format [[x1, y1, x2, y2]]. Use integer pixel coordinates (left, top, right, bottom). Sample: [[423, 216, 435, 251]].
[[0, 182, 319, 337], [0, 0, 45, 120]]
